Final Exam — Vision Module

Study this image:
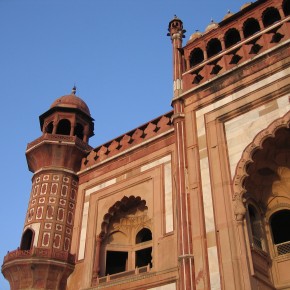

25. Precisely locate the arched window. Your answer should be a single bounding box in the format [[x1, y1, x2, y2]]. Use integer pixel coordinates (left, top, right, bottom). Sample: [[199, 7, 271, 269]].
[[98, 196, 152, 280], [247, 204, 265, 251], [56, 119, 71, 135], [45, 121, 53, 134], [105, 231, 129, 275], [224, 28, 241, 48], [135, 228, 152, 268], [283, 0, 290, 16], [189, 48, 204, 67], [243, 18, 261, 38], [74, 123, 84, 140], [262, 7, 281, 27], [206, 38, 222, 58], [20, 228, 34, 250], [270, 210, 290, 255]]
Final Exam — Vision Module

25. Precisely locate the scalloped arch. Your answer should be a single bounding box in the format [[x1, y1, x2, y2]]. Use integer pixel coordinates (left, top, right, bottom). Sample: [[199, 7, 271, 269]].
[[233, 111, 290, 205], [99, 195, 147, 239]]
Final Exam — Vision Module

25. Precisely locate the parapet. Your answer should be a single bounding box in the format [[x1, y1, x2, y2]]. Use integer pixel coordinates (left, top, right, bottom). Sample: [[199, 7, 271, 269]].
[[81, 111, 174, 169]]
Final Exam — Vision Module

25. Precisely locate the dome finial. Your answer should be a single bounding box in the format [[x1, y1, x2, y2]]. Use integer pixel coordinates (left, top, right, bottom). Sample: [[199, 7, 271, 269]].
[[72, 85, 77, 95]]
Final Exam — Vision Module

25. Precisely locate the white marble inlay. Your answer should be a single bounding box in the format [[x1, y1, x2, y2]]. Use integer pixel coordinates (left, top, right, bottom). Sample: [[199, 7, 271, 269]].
[[78, 201, 89, 260], [141, 155, 171, 172], [208, 246, 221, 290], [164, 162, 173, 233], [85, 178, 117, 197]]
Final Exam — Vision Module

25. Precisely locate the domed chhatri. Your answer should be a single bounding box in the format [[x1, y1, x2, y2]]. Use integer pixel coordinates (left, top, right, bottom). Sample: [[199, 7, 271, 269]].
[[223, 10, 234, 20], [240, 2, 252, 10], [187, 30, 202, 44], [50, 86, 91, 116], [205, 19, 218, 33]]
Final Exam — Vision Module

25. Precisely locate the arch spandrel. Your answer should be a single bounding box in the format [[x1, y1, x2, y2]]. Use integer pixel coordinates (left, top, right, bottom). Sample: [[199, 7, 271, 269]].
[[233, 111, 290, 220]]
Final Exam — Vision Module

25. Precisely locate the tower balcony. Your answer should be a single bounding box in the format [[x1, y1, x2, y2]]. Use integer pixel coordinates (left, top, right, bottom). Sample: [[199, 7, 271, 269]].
[[2, 247, 75, 290], [26, 133, 92, 153]]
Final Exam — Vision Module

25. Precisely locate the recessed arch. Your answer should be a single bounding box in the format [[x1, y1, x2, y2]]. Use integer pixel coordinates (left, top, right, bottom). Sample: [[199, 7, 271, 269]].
[[262, 7, 281, 28], [243, 18, 260, 38]]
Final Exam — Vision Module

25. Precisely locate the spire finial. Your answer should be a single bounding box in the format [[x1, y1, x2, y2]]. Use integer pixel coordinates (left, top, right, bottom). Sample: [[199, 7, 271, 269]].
[[72, 85, 76, 95]]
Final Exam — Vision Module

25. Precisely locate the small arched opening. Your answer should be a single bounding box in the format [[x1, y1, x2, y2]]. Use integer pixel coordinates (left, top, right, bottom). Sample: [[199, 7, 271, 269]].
[[206, 38, 222, 58], [135, 228, 152, 268], [56, 119, 71, 135], [74, 123, 84, 140], [45, 121, 54, 134], [270, 210, 290, 255], [283, 0, 290, 16], [20, 228, 34, 250], [224, 28, 241, 48], [262, 7, 281, 27], [243, 18, 261, 38], [189, 47, 204, 67], [136, 228, 152, 244]]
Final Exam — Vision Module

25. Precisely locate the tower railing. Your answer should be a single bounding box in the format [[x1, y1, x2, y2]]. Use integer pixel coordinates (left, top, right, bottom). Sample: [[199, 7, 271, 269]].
[[3, 247, 75, 264], [92, 264, 151, 285], [26, 133, 92, 151]]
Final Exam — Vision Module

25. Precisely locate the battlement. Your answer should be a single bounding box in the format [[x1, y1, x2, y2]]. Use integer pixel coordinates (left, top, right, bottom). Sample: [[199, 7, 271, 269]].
[[182, 0, 290, 92], [81, 111, 174, 169]]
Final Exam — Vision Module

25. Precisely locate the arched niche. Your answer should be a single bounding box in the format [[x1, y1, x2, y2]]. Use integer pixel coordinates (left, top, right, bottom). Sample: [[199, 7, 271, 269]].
[[206, 38, 222, 58], [243, 18, 260, 38], [189, 47, 204, 67], [262, 7, 281, 28], [224, 28, 241, 48]]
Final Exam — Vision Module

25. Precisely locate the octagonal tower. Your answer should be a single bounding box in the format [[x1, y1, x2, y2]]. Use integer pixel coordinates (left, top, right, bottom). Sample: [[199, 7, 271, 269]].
[[2, 88, 94, 290]]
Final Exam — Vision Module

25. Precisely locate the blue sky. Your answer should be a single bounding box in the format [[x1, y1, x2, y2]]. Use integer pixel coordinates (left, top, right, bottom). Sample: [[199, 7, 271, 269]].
[[0, 0, 246, 288]]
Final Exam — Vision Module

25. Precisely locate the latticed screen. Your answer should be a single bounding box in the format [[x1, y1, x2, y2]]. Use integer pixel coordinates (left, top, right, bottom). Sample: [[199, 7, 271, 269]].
[[276, 241, 290, 256]]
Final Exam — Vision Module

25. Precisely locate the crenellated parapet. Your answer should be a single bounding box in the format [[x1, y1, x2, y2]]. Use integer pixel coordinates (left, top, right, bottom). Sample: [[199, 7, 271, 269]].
[[82, 111, 173, 169], [181, 0, 290, 93]]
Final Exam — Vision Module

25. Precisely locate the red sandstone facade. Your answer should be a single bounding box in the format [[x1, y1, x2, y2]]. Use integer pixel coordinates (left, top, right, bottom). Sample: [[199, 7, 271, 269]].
[[2, 1, 290, 289]]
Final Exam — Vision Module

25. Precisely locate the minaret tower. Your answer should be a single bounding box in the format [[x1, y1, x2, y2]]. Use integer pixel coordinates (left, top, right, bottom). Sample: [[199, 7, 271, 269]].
[[2, 88, 94, 290], [168, 17, 196, 290]]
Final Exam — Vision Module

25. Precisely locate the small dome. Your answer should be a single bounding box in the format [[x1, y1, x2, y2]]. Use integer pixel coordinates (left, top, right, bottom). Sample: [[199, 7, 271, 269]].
[[240, 2, 252, 10], [51, 93, 90, 116], [205, 20, 218, 33], [187, 31, 202, 44], [223, 10, 234, 20]]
